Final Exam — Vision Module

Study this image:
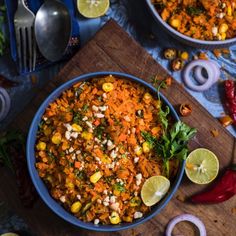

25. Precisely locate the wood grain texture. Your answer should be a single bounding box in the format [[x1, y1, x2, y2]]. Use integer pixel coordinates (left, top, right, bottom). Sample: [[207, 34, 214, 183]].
[[1, 20, 235, 236]]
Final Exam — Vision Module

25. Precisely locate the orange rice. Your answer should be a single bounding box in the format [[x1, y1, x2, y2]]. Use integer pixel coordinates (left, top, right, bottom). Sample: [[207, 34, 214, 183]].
[[35, 75, 177, 225], [153, 0, 236, 41]]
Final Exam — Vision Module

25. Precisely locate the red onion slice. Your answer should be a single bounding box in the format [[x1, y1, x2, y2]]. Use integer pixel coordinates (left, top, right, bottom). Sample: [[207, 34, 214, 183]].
[[195, 60, 220, 84], [0, 87, 11, 122], [166, 214, 206, 236], [183, 60, 215, 91]]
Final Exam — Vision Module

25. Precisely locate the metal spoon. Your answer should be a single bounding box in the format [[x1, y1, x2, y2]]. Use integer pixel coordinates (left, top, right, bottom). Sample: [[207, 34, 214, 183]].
[[34, 0, 71, 62]]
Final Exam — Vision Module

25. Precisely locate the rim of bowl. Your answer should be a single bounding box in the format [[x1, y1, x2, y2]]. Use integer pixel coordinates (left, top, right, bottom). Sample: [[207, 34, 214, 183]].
[[145, 0, 236, 46], [27, 71, 185, 232]]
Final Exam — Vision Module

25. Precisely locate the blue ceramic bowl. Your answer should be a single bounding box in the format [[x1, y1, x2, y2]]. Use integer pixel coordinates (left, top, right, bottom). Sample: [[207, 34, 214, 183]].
[[145, 0, 236, 49], [27, 72, 184, 231]]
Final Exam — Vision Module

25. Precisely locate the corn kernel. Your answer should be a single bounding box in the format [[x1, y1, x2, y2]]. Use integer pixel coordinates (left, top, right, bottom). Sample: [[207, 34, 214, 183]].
[[123, 216, 132, 222], [90, 171, 102, 183], [102, 82, 114, 92], [66, 182, 74, 189], [71, 201, 82, 213], [134, 145, 143, 156], [36, 141, 46, 151], [51, 132, 62, 145], [72, 123, 82, 132], [81, 131, 93, 140], [44, 127, 52, 136], [101, 155, 111, 164], [180, 51, 189, 61], [151, 126, 161, 135], [221, 32, 227, 40], [227, 6, 232, 16], [130, 197, 141, 207], [110, 211, 121, 224], [219, 23, 229, 34], [142, 141, 151, 153], [154, 100, 161, 109], [170, 18, 180, 28], [143, 92, 152, 101]]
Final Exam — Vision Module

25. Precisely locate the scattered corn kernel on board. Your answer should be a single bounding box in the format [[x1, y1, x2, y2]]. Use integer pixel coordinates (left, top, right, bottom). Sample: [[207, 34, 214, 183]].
[[1, 20, 235, 236]]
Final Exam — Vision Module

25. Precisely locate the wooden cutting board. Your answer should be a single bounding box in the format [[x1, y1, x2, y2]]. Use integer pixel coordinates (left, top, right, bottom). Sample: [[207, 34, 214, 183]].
[[1, 20, 235, 236]]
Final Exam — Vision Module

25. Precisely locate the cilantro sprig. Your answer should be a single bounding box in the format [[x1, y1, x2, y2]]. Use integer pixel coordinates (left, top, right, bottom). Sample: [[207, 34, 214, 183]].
[[142, 79, 197, 177]]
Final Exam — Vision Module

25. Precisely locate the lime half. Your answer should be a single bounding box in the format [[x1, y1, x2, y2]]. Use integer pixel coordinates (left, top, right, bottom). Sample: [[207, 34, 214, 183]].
[[77, 0, 110, 18], [185, 148, 219, 184], [141, 176, 170, 206]]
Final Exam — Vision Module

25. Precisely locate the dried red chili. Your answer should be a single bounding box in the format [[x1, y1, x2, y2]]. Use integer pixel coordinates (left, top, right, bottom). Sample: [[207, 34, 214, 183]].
[[224, 80, 236, 124], [179, 103, 192, 117], [191, 139, 236, 204], [191, 166, 236, 204]]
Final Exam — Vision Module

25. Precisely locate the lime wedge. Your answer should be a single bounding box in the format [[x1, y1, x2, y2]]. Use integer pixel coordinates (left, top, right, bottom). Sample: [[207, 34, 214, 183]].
[[185, 148, 219, 184], [141, 176, 170, 206], [77, 0, 110, 18]]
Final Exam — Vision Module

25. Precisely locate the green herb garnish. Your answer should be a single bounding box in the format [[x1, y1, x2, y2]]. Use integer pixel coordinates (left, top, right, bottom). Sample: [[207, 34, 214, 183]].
[[94, 125, 105, 140], [186, 6, 204, 16], [142, 80, 197, 177], [113, 182, 125, 192]]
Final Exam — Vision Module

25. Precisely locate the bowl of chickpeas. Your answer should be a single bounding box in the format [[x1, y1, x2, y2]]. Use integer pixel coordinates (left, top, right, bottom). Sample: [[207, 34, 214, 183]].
[[146, 0, 236, 48]]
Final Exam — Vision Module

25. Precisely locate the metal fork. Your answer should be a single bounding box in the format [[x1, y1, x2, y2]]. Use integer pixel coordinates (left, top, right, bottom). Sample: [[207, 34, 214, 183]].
[[14, 0, 36, 73]]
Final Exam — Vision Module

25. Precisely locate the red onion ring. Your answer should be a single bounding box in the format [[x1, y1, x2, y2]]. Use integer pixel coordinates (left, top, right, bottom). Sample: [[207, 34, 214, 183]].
[[0, 87, 11, 122], [183, 60, 215, 91], [195, 60, 220, 84], [166, 214, 206, 236]]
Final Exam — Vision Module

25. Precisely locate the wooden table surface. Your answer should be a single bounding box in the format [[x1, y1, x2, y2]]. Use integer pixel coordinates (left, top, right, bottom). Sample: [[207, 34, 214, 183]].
[[0, 20, 235, 236]]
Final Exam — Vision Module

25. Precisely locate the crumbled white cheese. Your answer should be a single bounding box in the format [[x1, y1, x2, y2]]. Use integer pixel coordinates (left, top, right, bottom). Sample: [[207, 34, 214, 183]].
[[65, 131, 71, 140], [134, 191, 138, 197], [76, 194, 81, 200], [110, 196, 116, 204], [131, 127, 136, 134], [134, 212, 143, 219], [102, 139, 107, 145], [94, 137, 101, 143], [95, 113, 105, 118], [94, 219, 100, 225], [82, 116, 88, 121], [222, 2, 226, 8], [64, 123, 72, 132], [124, 115, 131, 122], [71, 154, 76, 160], [99, 106, 107, 111], [212, 26, 218, 36], [110, 150, 117, 159], [70, 132, 78, 139], [116, 162, 120, 166], [134, 157, 139, 163], [136, 173, 142, 186], [103, 189, 108, 195], [76, 150, 81, 155], [217, 12, 225, 19], [97, 199, 102, 204], [69, 147, 74, 153], [103, 93, 107, 99], [110, 202, 120, 212], [103, 201, 109, 206], [60, 196, 66, 203], [92, 105, 99, 111], [86, 121, 93, 129], [107, 140, 113, 147]]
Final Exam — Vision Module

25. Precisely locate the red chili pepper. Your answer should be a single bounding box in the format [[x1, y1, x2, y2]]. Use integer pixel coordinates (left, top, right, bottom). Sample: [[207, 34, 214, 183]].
[[191, 165, 236, 204], [224, 80, 236, 124]]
